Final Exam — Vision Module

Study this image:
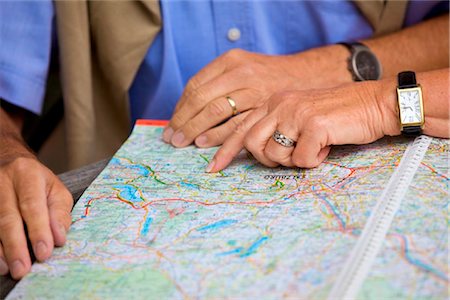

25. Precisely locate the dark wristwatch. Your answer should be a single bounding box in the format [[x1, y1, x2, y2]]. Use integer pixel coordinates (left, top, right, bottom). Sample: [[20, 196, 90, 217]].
[[396, 71, 424, 137], [339, 42, 382, 81]]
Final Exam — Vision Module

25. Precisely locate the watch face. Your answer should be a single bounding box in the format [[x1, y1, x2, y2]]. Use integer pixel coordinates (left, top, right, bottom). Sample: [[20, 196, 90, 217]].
[[354, 50, 381, 80], [398, 89, 423, 124]]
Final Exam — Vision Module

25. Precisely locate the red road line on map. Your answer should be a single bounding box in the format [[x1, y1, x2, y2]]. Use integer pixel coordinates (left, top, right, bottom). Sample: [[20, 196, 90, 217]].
[[72, 196, 119, 223], [420, 162, 449, 180], [141, 197, 282, 208]]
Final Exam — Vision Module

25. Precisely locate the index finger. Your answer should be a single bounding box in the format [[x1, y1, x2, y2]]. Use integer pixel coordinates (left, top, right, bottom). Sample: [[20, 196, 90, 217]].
[[208, 105, 268, 173]]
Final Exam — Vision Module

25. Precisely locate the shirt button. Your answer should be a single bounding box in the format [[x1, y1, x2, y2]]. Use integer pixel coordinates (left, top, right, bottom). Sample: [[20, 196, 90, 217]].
[[227, 28, 241, 42]]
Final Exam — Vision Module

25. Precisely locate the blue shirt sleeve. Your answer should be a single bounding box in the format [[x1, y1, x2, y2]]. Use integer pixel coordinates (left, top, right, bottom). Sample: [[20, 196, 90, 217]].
[[0, 1, 54, 115]]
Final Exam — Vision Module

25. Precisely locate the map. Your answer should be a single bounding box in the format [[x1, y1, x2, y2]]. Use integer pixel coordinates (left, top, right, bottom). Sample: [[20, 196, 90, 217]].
[[8, 121, 449, 299]]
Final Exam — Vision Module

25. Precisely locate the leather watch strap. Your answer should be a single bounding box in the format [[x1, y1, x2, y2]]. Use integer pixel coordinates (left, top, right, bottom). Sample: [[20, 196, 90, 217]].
[[398, 71, 417, 88], [401, 126, 422, 137]]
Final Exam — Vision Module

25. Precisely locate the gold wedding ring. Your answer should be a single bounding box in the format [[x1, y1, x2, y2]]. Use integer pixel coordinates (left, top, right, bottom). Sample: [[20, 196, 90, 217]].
[[226, 96, 238, 116]]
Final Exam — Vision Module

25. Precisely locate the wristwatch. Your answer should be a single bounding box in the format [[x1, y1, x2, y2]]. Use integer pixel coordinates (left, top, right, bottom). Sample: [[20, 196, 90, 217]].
[[339, 42, 382, 81], [396, 71, 424, 136]]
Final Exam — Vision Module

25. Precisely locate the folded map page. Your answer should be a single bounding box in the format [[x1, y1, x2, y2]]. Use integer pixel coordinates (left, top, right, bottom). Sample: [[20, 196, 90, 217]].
[[7, 122, 448, 299]]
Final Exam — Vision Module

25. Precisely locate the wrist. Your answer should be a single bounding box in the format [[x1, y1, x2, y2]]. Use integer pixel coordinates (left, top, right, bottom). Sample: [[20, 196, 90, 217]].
[[0, 107, 35, 166], [375, 78, 402, 137]]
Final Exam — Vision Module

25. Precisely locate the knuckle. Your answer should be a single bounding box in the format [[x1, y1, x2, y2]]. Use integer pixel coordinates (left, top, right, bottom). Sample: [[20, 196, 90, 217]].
[[10, 157, 34, 174], [56, 190, 74, 210], [236, 65, 257, 77], [306, 115, 326, 132], [190, 88, 208, 107], [263, 148, 277, 161], [260, 160, 279, 168], [292, 156, 318, 169], [233, 121, 249, 135], [224, 48, 247, 61], [55, 209, 72, 224], [269, 91, 296, 110], [170, 113, 186, 129], [19, 196, 40, 214], [228, 116, 241, 129], [185, 76, 202, 92], [209, 130, 223, 145], [243, 137, 256, 153], [264, 148, 290, 166], [49, 198, 70, 215], [48, 201, 71, 224], [183, 121, 201, 137], [207, 101, 227, 118], [49, 181, 74, 210], [293, 102, 313, 121], [0, 211, 19, 233], [279, 91, 297, 102], [62, 189, 74, 207]]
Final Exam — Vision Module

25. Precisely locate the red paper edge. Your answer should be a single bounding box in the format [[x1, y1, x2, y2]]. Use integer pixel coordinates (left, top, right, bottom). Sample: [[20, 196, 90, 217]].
[[136, 119, 169, 127]]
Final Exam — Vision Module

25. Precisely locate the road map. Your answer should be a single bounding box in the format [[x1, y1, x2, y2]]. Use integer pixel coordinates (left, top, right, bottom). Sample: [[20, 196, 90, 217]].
[[8, 121, 449, 299]]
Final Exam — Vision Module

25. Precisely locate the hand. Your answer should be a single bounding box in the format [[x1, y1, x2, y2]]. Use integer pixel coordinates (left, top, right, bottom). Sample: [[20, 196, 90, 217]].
[[163, 46, 350, 148], [207, 80, 399, 172], [0, 150, 72, 279]]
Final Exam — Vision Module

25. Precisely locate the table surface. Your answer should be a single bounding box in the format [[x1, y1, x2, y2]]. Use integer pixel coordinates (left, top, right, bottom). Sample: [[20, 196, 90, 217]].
[[0, 159, 109, 299]]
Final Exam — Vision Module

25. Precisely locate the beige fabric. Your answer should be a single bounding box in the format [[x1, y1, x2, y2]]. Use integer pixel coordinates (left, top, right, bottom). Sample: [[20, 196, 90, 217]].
[[353, 0, 409, 36], [54, 0, 161, 169], [50, 0, 407, 171]]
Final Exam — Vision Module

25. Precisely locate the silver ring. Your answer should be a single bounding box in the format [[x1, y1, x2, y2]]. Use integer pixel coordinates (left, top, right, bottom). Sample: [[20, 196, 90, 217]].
[[226, 96, 238, 116], [272, 130, 296, 147]]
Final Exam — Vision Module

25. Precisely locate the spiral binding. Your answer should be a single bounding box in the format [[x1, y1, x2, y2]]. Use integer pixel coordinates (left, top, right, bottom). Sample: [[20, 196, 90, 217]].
[[328, 136, 432, 300]]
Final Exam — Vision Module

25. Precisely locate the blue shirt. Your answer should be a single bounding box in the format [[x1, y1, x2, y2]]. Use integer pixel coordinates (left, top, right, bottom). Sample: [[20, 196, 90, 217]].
[[0, 1, 447, 120], [0, 1, 54, 114]]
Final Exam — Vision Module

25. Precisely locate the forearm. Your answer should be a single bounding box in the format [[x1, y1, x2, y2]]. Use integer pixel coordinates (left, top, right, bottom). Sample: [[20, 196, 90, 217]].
[[365, 14, 449, 78], [380, 68, 450, 138], [285, 14, 449, 88]]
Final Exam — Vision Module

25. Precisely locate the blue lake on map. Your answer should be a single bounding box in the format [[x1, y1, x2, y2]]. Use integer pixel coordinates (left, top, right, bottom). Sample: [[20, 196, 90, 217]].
[[113, 184, 142, 203]]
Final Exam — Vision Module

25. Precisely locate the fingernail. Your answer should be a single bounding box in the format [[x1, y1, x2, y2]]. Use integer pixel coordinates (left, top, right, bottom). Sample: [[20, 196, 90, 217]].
[[195, 135, 208, 147], [34, 241, 48, 260], [162, 127, 174, 143], [0, 257, 8, 275], [206, 159, 215, 173], [11, 260, 25, 278], [171, 131, 185, 147]]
